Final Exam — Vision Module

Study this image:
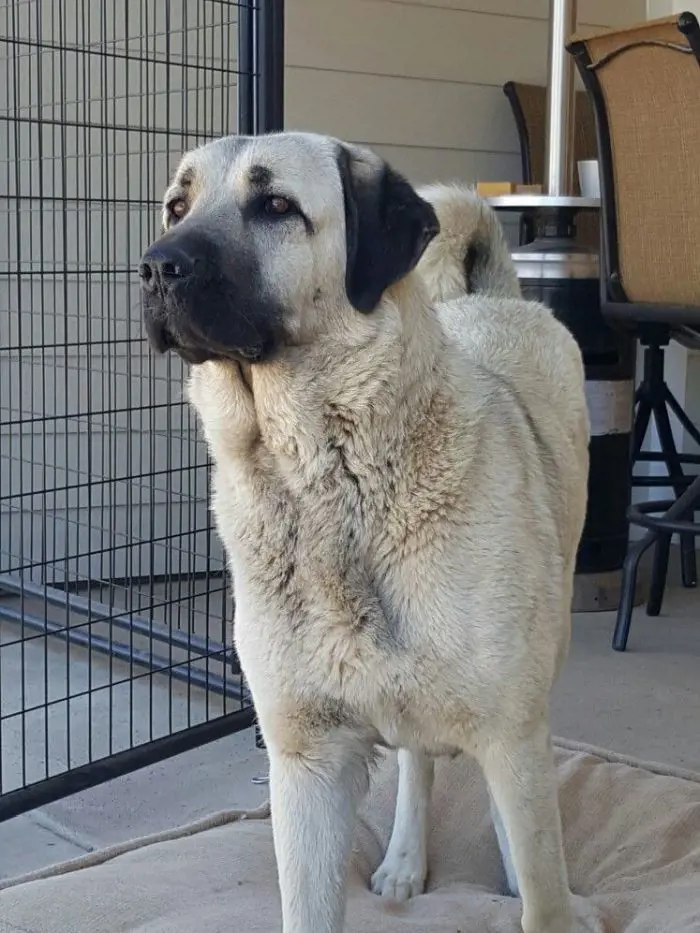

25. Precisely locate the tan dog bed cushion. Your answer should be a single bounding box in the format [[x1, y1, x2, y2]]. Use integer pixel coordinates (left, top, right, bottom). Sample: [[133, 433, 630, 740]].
[[2, 739, 700, 932]]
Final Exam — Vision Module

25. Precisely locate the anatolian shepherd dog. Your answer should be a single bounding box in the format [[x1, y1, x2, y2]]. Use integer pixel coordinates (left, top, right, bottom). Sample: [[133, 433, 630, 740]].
[[141, 132, 591, 933]]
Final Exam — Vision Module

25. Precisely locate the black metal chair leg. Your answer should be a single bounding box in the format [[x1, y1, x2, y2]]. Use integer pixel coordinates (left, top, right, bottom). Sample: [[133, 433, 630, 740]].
[[632, 394, 652, 461], [664, 388, 700, 582], [680, 539, 698, 589], [665, 385, 700, 449], [613, 530, 659, 652], [652, 397, 697, 588], [647, 533, 671, 617]]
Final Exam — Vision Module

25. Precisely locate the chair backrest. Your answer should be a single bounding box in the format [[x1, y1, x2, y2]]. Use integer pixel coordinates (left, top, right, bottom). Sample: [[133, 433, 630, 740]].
[[502, 81, 598, 249], [568, 14, 700, 311]]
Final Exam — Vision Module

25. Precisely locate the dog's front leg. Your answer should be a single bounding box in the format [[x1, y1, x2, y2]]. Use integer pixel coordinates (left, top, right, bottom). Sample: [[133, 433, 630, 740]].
[[479, 720, 574, 933], [371, 748, 433, 900], [268, 733, 371, 933]]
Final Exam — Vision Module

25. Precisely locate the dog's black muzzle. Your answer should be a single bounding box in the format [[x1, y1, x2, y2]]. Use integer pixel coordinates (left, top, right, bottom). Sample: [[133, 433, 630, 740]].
[[140, 227, 282, 365]]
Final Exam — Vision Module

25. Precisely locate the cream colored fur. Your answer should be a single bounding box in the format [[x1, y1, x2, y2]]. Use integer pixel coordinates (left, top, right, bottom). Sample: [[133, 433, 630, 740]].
[[417, 182, 521, 301], [170, 133, 591, 933]]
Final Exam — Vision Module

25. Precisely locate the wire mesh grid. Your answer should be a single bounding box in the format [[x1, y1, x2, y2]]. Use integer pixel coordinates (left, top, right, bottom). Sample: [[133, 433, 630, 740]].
[[0, 0, 257, 819]]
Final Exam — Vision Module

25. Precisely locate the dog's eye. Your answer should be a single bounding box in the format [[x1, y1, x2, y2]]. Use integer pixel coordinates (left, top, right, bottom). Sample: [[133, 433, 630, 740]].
[[168, 199, 188, 224], [263, 196, 293, 216]]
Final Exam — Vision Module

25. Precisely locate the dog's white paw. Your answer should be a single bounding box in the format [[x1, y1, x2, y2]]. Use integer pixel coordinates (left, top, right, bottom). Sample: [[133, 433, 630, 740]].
[[371, 849, 427, 901]]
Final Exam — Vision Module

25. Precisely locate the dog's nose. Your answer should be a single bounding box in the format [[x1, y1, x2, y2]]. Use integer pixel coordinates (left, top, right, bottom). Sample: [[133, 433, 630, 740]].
[[139, 244, 195, 290]]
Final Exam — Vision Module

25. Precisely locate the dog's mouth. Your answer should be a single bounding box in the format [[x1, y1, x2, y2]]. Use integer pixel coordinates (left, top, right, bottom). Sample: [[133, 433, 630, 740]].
[[145, 315, 266, 366]]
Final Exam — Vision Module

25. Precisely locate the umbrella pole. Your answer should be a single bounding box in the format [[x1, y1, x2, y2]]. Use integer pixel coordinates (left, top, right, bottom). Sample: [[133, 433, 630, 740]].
[[544, 0, 577, 196]]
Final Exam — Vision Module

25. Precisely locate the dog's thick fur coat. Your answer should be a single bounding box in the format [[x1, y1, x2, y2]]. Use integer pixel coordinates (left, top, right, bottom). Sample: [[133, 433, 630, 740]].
[[142, 133, 591, 933]]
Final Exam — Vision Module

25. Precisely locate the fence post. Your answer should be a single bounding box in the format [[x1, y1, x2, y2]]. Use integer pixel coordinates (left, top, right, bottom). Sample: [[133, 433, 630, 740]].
[[255, 0, 285, 133], [237, 0, 256, 135]]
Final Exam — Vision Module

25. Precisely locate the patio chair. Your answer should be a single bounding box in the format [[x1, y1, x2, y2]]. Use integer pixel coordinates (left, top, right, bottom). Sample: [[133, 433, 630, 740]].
[[502, 81, 598, 248], [568, 12, 700, 651]]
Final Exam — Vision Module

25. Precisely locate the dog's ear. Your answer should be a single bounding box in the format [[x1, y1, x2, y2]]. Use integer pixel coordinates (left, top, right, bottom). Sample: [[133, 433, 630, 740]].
[[336, 145, 439, 313]]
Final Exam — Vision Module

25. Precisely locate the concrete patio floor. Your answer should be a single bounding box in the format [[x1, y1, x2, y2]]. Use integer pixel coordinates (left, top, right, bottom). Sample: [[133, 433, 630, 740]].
[[1, 579, 699, 881]]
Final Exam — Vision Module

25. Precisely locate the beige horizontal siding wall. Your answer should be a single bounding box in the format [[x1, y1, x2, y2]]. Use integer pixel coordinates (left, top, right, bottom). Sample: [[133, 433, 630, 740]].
[[648, 0, 700, 17], [285, 0, 646, 188]]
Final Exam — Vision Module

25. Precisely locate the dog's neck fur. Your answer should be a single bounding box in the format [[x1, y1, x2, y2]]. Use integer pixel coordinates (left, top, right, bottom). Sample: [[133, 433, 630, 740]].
[[247, 275, 447, 481]]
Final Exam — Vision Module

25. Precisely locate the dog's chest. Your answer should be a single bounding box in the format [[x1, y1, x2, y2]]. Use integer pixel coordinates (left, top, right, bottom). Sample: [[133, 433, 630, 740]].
[[221, 448, 410, 654], [219, 411, 465, 627], [220, 419, 457, 613]]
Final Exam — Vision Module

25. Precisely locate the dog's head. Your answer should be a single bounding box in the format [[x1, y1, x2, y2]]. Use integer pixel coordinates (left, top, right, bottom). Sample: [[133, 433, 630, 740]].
[[140, 132, 439, 365]]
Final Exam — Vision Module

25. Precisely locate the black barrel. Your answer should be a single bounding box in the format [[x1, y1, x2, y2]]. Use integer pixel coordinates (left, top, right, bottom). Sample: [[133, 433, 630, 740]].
[[514, 249, 636, 610]]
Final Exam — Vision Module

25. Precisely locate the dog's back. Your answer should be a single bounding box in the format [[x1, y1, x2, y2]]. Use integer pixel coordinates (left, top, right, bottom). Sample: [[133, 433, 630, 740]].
[[417, 184, 590, 582]]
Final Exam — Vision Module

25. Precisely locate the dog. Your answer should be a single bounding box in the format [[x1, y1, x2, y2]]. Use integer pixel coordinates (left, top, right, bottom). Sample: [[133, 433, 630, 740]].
[[141, 132, 590, 933]]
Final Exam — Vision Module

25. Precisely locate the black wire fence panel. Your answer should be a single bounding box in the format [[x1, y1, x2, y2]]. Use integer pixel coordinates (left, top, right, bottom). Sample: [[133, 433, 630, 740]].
[[0, 0, 264, 822]]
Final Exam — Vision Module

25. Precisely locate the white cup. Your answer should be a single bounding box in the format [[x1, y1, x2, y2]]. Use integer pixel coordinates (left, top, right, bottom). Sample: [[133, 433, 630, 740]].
[[577, 159, 600, 199]]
